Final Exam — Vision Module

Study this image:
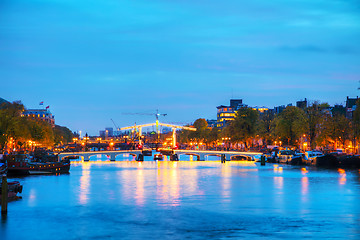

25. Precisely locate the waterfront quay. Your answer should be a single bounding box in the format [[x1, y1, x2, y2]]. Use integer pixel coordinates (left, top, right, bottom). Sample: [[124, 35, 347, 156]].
[[1, 156, 360, 239]]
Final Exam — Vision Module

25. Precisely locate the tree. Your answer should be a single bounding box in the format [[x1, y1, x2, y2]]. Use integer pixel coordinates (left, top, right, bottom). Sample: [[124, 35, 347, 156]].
[[26, 118, 54, 146], [274, 106, 307, 146], [0, 101, 73, 151], [207, 127, 220, 147], [54, 125, 74, 145], [0, 101, 27, 151], [328, 115, 351, 149], [226, 107, 259, 150], [256, 110, 275, 146], [352, 99, 360, 153], [189, 118, 209, 142], [305, 102, 330, 149]]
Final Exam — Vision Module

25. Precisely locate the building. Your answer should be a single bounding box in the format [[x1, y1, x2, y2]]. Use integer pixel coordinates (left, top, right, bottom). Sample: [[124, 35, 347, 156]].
[[22, 109, 55, 126], [345, 96, 358, 119], [332, 105, 346, 117], [105, 127, 113, 137], [252, 106, 269, 113], [273, 105, 285, 114], [100, 127, 114, 138], [206, 119, 217, 128], [216, 99, 247, 128], [296, 98, 307, 109]]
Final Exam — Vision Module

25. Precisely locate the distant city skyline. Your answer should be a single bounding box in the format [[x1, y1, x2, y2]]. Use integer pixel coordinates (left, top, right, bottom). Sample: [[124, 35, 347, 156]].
[[1, 0, 359, 135]]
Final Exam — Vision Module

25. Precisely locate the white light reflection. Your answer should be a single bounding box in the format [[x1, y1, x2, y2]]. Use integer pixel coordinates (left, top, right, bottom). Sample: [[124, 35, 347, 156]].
[[156, 161, 181, 206], [301, 168, 309, 197], [28, 188, 37, 207], [221, 163, 231, 203], [79, 162, 90, 205], [135, 162, 145, 206], [338, 168, 346, 185]]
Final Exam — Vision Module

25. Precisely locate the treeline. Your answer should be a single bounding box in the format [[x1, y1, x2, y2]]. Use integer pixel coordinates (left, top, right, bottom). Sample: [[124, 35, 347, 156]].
[[179, 101, 360, 152], [0, 101, 74, 151]]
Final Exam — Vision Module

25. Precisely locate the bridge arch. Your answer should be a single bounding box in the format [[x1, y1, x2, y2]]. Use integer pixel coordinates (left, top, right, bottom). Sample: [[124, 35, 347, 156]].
[[114, 152, 137, 160], [61, 154, 82, 161], [178, 153, 201, 161], [88, 153, 111, 161], [230, 155, 253, 161], [204, 154, 222, 161]]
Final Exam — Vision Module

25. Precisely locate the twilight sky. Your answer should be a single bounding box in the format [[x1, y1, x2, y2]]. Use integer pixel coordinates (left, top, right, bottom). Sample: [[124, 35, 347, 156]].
[[1, 0, 360, 135]]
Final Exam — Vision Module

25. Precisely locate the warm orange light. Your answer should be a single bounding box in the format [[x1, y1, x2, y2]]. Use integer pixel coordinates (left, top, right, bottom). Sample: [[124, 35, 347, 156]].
[[301, 168, 308, 174], [338, 168, 345, 174]]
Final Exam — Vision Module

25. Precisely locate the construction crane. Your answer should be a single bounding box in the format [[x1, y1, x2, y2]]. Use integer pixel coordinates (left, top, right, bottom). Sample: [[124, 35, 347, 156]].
[[120, 122, 196, 148], [110, 119, 120, 137], [122, 109, 167, 136]]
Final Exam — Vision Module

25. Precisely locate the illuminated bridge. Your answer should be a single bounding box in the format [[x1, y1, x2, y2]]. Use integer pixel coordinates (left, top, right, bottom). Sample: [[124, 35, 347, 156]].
[[58, 149, 262, 161], [173, 150, 262, 161], [58, 150, 142, 161]]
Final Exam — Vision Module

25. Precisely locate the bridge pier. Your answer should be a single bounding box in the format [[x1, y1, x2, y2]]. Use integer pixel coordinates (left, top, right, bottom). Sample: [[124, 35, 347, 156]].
[[221, 154, 226, 163], [110, 153, 116, 161], [170, 154, 179, 161], [136, 154, 144, 161], [83, 155, 90, 162]]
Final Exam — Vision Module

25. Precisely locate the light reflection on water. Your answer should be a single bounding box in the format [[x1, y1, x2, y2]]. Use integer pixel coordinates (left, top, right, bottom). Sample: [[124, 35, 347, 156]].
[[2, 159, 360, 239], [79, 162, 90, 205]]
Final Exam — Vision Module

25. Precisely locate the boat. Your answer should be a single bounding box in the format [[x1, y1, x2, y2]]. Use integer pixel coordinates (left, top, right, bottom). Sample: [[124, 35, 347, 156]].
[[303, 151, 323, 166], [231, 155, 252, 161], [4, 154, 70, 176], [277, 150, 298, 164], [0, 162, 6, 175], [316, 153, 340, 168], [142, 148, 152, 156], [32, 148, 58, 162], [0, 180, 23, 202], [338, 154, 360, 168], [154, 154, 163, 160], [273, 150, 303, 165]]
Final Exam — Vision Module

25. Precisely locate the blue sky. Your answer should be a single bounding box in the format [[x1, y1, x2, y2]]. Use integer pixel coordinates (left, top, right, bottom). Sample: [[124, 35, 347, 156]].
[[1, 0, 360, 135]]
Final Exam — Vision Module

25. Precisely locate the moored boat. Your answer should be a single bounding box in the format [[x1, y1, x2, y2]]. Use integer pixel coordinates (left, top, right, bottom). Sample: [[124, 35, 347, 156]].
[[142, 148, 152, 156], [316, 153, 340, 168], [4, 154, 70, 176], [154, 154, 163, 160], [303, 151, 323, 166], [275, 150, 303, 165], [0, 180, 23, 202], [0, 162, 6, 175], [338, 154, 360, 168]]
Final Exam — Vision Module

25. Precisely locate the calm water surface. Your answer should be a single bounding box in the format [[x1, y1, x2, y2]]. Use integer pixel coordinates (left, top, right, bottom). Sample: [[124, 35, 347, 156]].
[[1, 155, 360, 239]]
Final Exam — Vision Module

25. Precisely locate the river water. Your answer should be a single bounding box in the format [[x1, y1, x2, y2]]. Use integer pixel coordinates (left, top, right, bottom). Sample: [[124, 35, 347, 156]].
[[1, 154, 360, 239]]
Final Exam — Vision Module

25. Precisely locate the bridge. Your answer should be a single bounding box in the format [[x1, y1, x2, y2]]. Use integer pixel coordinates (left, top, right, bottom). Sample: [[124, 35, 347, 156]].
[[58, 149, 262, 161], [58, 150, 142, 161], [173, 150, 261, 161]]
